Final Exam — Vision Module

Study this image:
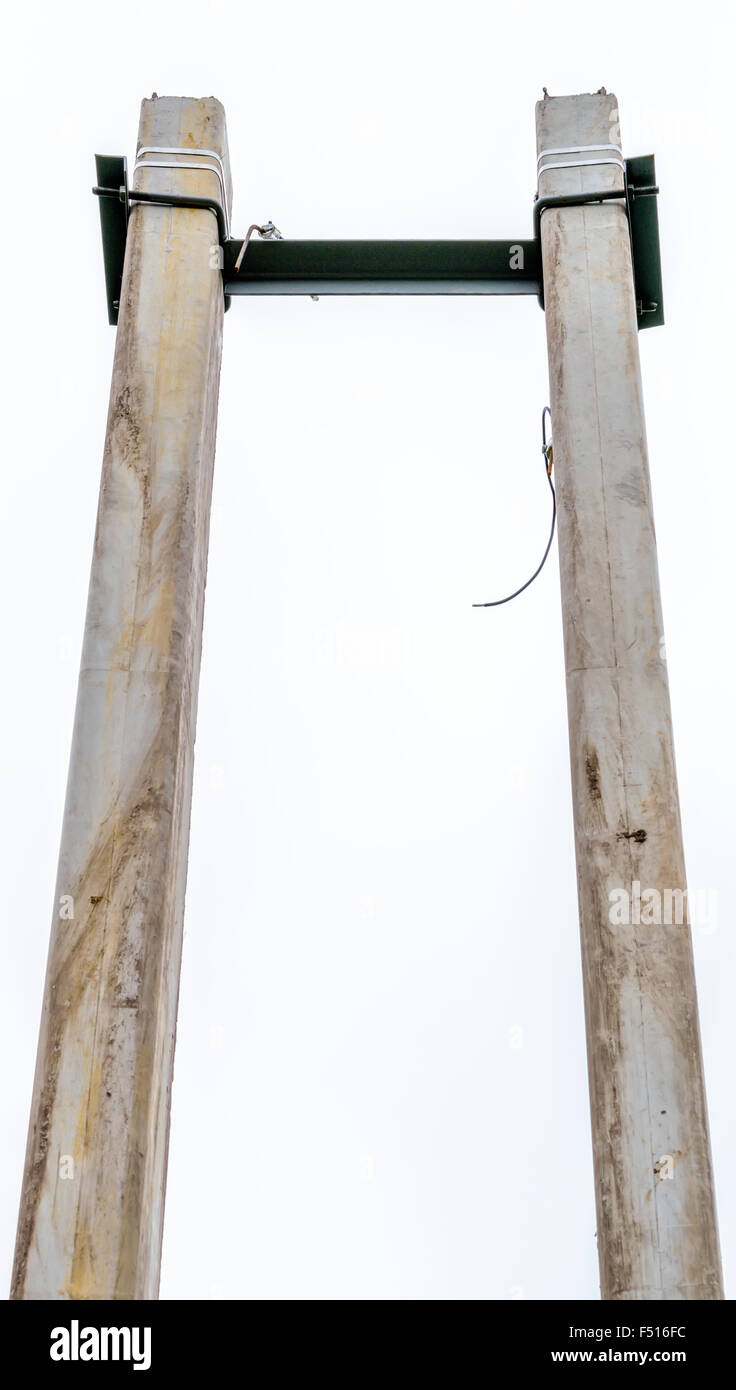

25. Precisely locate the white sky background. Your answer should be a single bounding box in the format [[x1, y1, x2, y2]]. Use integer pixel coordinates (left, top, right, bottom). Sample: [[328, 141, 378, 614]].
[[1, 0, 734, 1300]]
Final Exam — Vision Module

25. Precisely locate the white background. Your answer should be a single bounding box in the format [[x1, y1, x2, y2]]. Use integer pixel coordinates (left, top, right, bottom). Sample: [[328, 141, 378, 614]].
[[1, 0, 734, 1300]]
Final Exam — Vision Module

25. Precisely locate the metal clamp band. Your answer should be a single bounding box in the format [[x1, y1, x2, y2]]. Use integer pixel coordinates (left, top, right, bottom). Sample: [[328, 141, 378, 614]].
[[136, 145, 228, 183], [533, 188, 630, 313], [536, 143, 622, 167], [537, 154, 626, 182], [134, 148, 230, 237]]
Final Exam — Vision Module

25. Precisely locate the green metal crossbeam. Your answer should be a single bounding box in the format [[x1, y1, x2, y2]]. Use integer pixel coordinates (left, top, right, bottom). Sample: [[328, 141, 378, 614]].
[[222, 239, 539, 297]]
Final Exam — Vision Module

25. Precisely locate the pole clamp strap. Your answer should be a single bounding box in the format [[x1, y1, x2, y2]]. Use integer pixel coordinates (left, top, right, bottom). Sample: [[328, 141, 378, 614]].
[[133, 146, 230, 238], [537, 143, 625, 182]]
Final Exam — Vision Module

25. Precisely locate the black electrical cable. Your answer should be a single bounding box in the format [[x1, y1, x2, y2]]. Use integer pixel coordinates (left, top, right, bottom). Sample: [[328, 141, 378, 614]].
[[473, 406, 556, 608]]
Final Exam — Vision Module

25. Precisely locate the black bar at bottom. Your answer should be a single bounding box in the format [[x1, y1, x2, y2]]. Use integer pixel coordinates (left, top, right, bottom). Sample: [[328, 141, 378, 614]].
[[4, 1297, 732, 1377]]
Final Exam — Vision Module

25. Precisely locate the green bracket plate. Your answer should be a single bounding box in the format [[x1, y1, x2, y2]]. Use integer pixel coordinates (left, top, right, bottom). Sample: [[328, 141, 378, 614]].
[[95, 154, 128, 325], [626, 154, 664, 329]]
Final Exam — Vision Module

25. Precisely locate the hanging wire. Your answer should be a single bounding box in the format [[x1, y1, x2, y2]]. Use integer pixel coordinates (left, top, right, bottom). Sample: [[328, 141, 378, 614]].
[[473, 406, 556, 608]]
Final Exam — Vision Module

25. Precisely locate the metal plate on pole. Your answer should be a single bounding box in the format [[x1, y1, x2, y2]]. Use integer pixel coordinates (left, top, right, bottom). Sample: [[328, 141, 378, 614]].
[[627, 155, 664, 329], [94, 155, 128, 325]]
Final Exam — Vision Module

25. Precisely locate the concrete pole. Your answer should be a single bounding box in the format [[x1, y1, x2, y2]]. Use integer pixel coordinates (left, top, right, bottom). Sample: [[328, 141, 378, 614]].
[[11, 96, 230, 1299], [537, 91, 722, 1299]]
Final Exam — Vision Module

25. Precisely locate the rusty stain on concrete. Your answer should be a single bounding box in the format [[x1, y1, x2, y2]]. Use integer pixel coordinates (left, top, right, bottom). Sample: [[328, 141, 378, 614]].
[[537, 92, 723, 1300], [12, 95, 230, 1301]]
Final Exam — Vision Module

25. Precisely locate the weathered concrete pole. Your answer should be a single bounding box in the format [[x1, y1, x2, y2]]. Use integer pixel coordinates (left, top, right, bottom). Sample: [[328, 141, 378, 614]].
[[12, 96, 230, 1299], [537, 91, 722, 1299]]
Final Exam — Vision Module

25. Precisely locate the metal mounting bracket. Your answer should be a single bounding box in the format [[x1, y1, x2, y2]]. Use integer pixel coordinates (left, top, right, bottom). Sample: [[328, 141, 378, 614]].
[[92, 152, 663, 331], [534, 154, 663, 328]]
